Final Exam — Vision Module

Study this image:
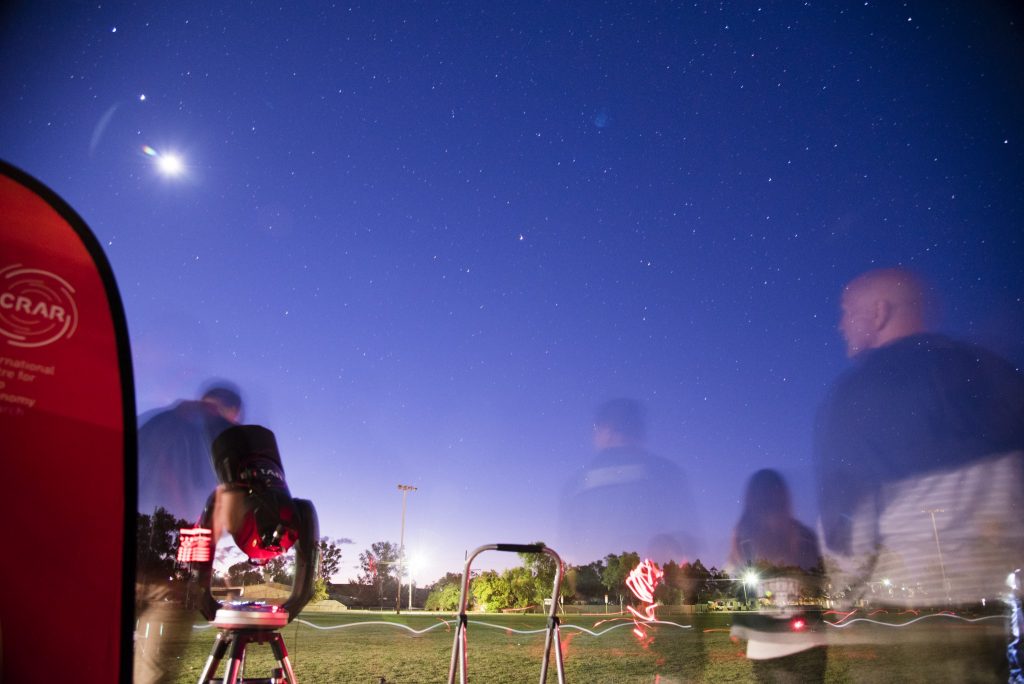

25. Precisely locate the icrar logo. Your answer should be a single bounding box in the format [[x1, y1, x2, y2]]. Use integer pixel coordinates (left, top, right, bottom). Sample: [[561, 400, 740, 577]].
[[0, 265, 79, 348]]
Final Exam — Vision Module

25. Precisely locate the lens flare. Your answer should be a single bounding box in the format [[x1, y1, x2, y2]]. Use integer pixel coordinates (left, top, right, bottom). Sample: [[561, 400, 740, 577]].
[[142, 145, 186, 177]]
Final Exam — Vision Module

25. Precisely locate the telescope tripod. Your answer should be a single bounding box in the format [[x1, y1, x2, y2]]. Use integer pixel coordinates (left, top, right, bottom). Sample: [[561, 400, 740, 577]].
[[197, 627, 297, 684]]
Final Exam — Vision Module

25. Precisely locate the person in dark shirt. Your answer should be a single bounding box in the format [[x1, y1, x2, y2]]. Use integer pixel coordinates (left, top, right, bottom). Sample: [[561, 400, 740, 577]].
[[137, 386, 243, 521], [814, 267, 1024, 681], [558, 398, 700, 567], [135, 384, 242, 684]]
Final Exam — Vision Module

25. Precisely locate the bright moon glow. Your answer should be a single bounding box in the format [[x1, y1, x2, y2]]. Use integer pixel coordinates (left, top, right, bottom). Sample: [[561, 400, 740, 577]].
[[142, 145, 186, 177], [156, 153, 184, 176]]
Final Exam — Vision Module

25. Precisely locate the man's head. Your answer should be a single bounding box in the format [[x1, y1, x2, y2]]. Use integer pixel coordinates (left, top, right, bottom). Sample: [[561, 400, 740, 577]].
[[839, 267, 931, 358], [593, 398, 646, 449], [201, 386, 243, 423]]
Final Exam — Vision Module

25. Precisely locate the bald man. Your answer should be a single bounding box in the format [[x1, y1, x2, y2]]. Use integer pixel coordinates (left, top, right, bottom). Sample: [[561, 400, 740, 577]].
[[837, 268, 930, 358], [815, 267, 1024, 681]]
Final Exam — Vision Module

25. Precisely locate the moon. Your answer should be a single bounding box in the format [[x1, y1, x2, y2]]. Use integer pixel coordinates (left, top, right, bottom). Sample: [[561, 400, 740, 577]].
[[156, 153, 184, 177]]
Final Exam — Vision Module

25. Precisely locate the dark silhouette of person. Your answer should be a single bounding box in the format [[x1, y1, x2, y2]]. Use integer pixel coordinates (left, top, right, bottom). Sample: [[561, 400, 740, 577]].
[[729, 469, 826, 683], [135, 383, 243, 684], [814, 267, 1024, 681], [558, 398, 700, 567], [137, 385, 242, 521]]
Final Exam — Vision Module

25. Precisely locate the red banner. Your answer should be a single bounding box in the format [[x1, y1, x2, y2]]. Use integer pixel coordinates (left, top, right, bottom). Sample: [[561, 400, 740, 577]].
[[0, 161, 135, 682]]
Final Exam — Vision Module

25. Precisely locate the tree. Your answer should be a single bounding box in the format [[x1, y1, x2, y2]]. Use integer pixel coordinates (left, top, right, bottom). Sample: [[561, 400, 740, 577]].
[[425, 581, 462, 611], [424, 572, 464, 611], [516, 541, 571, 604], [655, 560, 684, 605], [506, 566, 538, 609], [567, 561, 605, 603], [678, 559, 712, 604], [358, 541, 400, 607], [310, 577, 329, 603], [470, 570, 506, 612], [707, 565, 731, 599], [136, 508, 193, 582], [601, 552, 640, 603], [261, 554, 294, 584], [227, 561, 263, 586], [317, 536, 351, 583]]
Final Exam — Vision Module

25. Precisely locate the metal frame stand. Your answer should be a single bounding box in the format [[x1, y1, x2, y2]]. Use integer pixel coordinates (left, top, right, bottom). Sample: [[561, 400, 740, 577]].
[[197, 628, 297, 684], [447, 543, 566, 684]]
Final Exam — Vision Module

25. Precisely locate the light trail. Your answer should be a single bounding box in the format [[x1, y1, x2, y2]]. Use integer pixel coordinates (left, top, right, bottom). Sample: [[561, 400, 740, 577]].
[[825, 613, 1008, 629], [194, 617, 693, 637], [193, 612, 1005, 635], [624, 559, 664, 643]]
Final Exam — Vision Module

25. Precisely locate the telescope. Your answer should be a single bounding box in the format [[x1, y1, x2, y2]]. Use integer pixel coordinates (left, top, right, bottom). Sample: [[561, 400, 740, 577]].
[[192, 424, 320, 625]]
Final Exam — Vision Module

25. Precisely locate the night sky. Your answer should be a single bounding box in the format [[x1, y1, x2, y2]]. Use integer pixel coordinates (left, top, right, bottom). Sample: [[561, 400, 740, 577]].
[[2, 1, 1022, 584]]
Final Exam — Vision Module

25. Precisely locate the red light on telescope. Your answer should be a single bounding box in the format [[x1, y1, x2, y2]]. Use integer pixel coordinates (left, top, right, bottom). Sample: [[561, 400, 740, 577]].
[[177, 527, 213, 563], [790, 618, 806, 632]]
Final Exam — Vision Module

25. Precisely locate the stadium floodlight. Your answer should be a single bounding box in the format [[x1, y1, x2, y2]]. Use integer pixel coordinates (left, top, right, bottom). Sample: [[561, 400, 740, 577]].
[[396, 484, 418, 614]]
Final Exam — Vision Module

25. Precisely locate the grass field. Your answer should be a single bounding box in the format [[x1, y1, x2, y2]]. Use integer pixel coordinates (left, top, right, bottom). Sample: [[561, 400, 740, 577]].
[[147, 609, 1011, 682]]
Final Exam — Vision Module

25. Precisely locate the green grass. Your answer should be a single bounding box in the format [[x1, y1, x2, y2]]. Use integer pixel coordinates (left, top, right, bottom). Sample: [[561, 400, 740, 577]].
[[147, 610, 1010, 683]]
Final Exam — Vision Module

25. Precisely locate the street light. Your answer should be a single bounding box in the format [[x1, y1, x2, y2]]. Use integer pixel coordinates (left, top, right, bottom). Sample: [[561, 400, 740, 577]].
[[742, 570, 759, 604], [923, 508, 952, 605], [396, 484, 417, 614]]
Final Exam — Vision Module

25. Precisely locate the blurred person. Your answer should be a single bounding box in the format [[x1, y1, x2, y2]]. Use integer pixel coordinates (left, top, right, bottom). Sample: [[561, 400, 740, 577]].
[[137, 384, 243, 521], [558, 398, 701, 568], [814, 267, 1024, 681], [1010, 570, 1024, 683], [135, 383, 243, 684], [558, 398, 707, 680], [728, 469, 826, 683]]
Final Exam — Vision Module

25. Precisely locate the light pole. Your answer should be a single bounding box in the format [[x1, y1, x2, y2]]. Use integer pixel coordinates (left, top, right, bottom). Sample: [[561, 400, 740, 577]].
[[923, 508, 951, 605], [396, 484, 417, 614]]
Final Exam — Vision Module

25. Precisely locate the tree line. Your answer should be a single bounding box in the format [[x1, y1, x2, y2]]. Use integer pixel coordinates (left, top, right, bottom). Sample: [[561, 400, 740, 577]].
[[139, 510, 824, 612], [422, 550, 747, 612], [136, 509, 349, 603]]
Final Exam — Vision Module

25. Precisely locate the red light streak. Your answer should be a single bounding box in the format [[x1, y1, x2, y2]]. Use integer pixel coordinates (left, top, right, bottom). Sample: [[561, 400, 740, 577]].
[[625, 559, 664, 643], [626, 560, 663, 604], [790, 618, 806, 631], [823, 609, 858, 624], [627, 604, 659, 622]]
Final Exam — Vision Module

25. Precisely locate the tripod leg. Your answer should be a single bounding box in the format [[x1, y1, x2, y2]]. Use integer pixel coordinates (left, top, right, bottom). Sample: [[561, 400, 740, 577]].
[[539, 620, 553, 683], [223, 632, 248, 684], [196, 630, 231, 684], [269, 633, 299, 683], [447, 615, 468, 684], [553, 623, 566, 684]]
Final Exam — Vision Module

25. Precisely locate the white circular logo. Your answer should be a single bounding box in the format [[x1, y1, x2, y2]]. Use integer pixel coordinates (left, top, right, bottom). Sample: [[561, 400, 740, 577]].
[[0, 264, 79, 348]]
